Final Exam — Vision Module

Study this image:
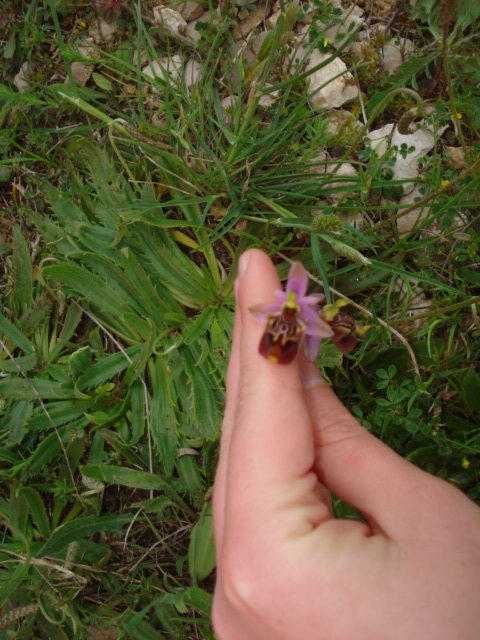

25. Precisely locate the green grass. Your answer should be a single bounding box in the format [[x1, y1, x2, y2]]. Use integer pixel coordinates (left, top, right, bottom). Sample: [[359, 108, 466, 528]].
[[1, 0, 480, 636]]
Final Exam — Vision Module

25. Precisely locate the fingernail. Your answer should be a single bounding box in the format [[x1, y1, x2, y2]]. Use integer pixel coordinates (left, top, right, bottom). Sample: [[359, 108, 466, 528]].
[[238, 252, 251, 282], [301, 360, 326, 390]]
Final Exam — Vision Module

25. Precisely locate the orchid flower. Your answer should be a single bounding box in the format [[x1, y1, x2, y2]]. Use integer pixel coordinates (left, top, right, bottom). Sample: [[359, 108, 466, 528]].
[[250, 262, 333, 364]]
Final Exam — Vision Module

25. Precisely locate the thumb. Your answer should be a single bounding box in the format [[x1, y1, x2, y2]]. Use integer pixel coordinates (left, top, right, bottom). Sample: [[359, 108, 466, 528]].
[[300, 359, 436, 534]]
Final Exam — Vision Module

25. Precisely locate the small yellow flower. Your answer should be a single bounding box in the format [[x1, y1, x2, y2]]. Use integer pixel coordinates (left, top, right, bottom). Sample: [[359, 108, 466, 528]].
[[441, 178, 450, 188], [457, 112, 462, 119], [462, 457, 470, 470], [323, 37, 332, 48]]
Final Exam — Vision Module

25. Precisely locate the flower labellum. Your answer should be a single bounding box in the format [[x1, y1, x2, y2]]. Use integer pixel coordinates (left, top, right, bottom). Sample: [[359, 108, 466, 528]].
[[250, 262, 333, 364]]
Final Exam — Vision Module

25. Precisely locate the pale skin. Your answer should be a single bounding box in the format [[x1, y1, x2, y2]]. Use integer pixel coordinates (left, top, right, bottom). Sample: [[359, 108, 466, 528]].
[[212, 249, 480, 640]]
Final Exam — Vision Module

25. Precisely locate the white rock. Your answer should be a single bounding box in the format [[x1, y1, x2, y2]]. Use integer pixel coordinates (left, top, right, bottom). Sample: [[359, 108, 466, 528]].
[[309, 153, 357, 201], [268, 9, 282, 27], [153, 7, 187, 34], [13, 62, 31, 92], [250, 30, 269, 55], [306, 50, 358, 110], [363, 123, 395, 157], [78, 38, 95, 59], [89, 18, 117, 43], [142, 54, 183, 91], [397, 185, 430, 236], [185, 10, 212, 44], [326, 110, 363, 138], [286, 24, 310, 71], [236, 4, 269, 38], [184, 59, 203, 90], [324, 4, 364, 49], [325, 162, 358, 202], [382, 38, 415, 74], [391, 126, 437, 194], [180, 0, 204, 21], [445, 146, 467, 170], [257, 84, 280, 111], [220, 96, 238, 124], [70, 61, 94, 87]]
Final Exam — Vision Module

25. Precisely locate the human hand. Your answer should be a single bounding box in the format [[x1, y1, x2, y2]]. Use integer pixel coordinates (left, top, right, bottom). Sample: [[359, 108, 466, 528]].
[[212, 249, 480, 640]]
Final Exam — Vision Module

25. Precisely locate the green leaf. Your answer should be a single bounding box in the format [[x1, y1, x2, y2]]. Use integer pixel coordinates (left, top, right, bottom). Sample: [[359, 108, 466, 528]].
[[0, 353, 37, 373], [181, 587, 213, 616], [188, 501, 216, 582], [76, 345, 142, 391], [42, 263, 131, 321], [183, 307, 215, 345], [38, 513, 132, 556], [0, 377, 77, 400], [2, 399, 33, 446], [19, 487, 51, 538], [130, 378, 146, 443], [12, 226, 33, 313], [92, 72, 114, 91], [4, 31, 16, 59], [99, 429, 146, 468], [16, 293, 54, 336], [0, 310, 36, 355], [81, 464, 172, 491], [150, 357, 178, 476], [463, 367, 480, 414], [183, 347, 220, 440]]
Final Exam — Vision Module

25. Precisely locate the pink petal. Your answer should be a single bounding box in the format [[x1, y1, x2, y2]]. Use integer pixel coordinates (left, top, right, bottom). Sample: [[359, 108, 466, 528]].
[[286, 262, 309, 298], [300, 293, 325, 306], [249, 301, 283, 323], [303, 334, 322, 362], [301, 306, 334, 337]]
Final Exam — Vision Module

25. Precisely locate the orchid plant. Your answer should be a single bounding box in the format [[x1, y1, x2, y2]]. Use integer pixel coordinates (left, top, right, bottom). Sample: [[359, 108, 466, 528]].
[[250, 261, 365, 364]]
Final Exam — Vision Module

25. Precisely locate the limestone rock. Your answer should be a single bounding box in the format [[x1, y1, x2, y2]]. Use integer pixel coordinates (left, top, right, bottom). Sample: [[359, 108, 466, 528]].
[[309, 152, 357, 202], [153, 7, 187, 34], [363, 123, 395, 157], [325, 162, 357, 202], [142, 54, 183, 91], [179, 0, 205, 21], [184, 59, 203, 90], [185, 10, 212, 45], [257, 84, 280, 111], [306, 50, 358, 110], [13, 62, 31, 92], [397, 185, 430, 236], [382, 38, 415, 74], [445, 146, 467, 170], [89, 18, 118, 43], [326, 110, 363, 139], [372, 0, 396, 20], [391, 126, 438, 194], [324, 2, 364, 49], [71, 61, 94, 87], [220, 96, 238, 124], [235, 4, 270, 38]]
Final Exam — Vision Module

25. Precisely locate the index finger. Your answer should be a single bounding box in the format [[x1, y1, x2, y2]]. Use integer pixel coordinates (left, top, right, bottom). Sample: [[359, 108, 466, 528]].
[[221, 251, 330, 536]]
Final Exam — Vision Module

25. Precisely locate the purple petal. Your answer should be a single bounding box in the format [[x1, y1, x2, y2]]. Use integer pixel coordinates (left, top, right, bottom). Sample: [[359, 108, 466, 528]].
[[274, 290, 288, 302], [303, 334, 322, 362], [299, 293, 325, 306], [286, 262, 309, 298], [249, 301, 283, 323], [300, 306, 334, 337]]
